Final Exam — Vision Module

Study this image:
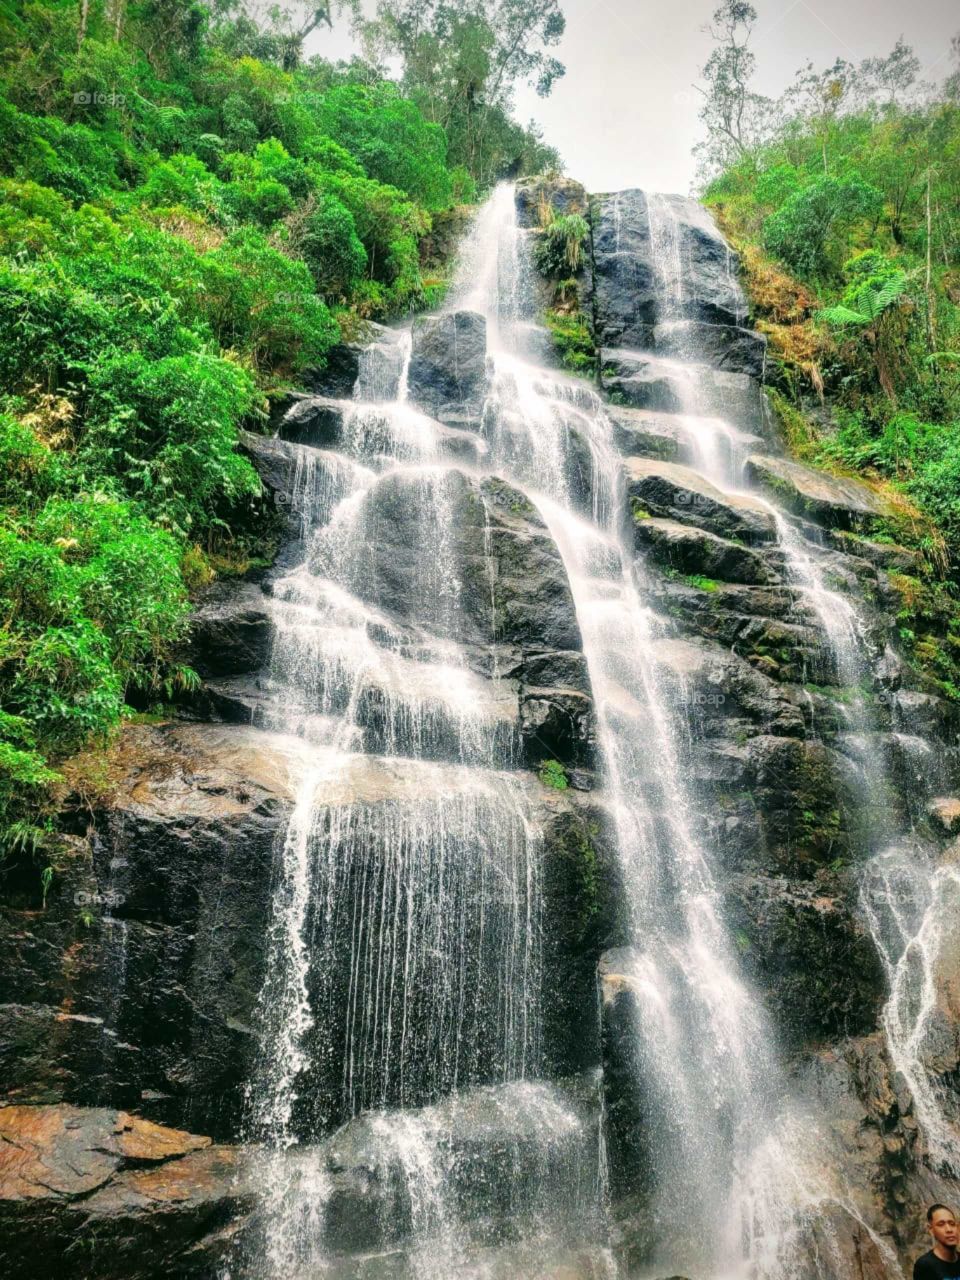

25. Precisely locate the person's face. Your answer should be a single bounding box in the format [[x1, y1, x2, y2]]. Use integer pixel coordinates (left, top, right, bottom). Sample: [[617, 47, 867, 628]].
[[931, 1208, 959, 1250]]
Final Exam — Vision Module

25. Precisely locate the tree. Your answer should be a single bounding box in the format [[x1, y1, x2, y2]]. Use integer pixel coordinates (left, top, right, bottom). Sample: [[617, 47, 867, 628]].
[[858, 37, 922, 108], [695, 1, 773, 179], [362, 0, 565, 184], [779, 58, 852, 173], [762, 174, 884, 279]]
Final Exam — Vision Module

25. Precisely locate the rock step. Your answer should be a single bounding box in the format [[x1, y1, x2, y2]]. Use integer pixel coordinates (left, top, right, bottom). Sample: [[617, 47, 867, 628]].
[[601, 348, 767, 434], [634, 516, 776, 586], [625, 457, 777, 544], [744, 453, 896, 532]]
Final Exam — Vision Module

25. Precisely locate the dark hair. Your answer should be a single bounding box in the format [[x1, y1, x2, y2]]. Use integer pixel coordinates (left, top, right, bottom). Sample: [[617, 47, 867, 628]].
[[928, 1204, 954, 1222]]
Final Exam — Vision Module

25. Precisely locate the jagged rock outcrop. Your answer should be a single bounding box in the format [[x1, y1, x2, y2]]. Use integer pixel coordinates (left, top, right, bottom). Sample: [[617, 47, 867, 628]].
[[0, 1105, 250, 1279], [626, 457, 777, 542]]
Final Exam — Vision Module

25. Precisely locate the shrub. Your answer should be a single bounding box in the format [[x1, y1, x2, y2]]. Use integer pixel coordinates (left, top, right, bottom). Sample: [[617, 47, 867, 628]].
[[763, 175, 884, 280], [534, 214, 590, 277], [299, 194, 367, 297]]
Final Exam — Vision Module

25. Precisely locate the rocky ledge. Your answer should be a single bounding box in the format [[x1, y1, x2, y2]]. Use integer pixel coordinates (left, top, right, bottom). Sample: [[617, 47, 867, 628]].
[[0, 1104, 250, 1279]]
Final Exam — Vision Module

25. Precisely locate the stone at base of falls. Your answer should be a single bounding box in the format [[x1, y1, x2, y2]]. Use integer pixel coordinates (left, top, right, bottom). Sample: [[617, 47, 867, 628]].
[[927, 796, 960, 835], [744, 453, 894, 530], [307, 1078, 602, 1258], [0, 1104, 248, 1280], [653, 319, 767, 379], [625, 458, 777, 543], [601, 349, 768, 434], [0, 724, 303, 1136], [634, 516, 776, 585], [408, 310, 487, 421]]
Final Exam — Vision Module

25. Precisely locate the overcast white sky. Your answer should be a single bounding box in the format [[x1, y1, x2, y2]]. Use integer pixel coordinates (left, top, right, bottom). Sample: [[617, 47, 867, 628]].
[[309, 0, 959, 194]]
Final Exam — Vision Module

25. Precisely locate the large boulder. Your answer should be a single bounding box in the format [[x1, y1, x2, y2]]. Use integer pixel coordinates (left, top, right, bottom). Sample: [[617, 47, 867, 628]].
[[0, 1104, 248, 1280], [744, 454, 894, 531], [269, 394, 349, 448], [625, 458, 777, 543], [726, 872, 885, 1048], [606, 406, 691, 461], [186, 581, 272, 680], [301, 321, 402, 399], [515, 176, 590, 228], [0, 724, 305, 1137], [646, 194, 749, 328], [407, 311, 488, 422]]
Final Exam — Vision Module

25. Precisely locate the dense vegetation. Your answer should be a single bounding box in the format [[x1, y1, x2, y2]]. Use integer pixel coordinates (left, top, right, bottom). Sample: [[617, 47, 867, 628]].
[[0, 0, 565, 869], [697, 6, 960, 696]]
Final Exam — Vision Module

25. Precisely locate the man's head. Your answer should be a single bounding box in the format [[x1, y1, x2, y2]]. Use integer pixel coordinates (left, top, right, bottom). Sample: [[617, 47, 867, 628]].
[[927, 1204, 959, 1253]]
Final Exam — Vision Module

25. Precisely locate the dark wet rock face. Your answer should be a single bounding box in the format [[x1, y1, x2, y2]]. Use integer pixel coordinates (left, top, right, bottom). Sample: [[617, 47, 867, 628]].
[[653, 319, 766, 379], [590, 191, 658, 351], [408, 310, 488, 422], [1, 725, 300, 1138]]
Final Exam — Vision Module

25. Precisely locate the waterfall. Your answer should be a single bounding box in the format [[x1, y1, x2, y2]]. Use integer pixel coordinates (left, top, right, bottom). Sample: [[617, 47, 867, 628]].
[[454, 185, 897, 1277], [234, 181, 946, 1279], [639, 189, 960, 1248], [645, 193, 960, 1182]]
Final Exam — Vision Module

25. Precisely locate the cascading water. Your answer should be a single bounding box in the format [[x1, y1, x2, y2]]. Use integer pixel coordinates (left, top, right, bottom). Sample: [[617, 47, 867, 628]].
[[236, 246, 609, 1279], [233, 178, 950, 1280], [456, 186, 893, 1278], [640, 188, 960, 1257]]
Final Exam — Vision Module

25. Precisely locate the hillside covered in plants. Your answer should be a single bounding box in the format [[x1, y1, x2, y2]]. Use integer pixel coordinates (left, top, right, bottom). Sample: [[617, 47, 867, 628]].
[[697, 5, 960, 695], [0, 0, 564, 871]]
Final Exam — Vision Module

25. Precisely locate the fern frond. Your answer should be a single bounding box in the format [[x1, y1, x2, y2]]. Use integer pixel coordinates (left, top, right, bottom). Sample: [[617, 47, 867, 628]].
[[817, 305, 869, 328]]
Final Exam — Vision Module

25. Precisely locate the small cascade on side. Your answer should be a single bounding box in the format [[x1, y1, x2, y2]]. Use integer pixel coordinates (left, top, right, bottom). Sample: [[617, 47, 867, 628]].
[[861, 850, 960, 1175], [641, 188, 960, 1249]]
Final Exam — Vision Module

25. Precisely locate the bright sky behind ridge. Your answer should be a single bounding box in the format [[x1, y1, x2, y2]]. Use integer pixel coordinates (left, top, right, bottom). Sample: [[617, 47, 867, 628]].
[[310, 0, 959, 195]]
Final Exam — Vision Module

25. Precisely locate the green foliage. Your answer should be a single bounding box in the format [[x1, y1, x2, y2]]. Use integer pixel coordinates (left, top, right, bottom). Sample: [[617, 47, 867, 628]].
[[762, 174, 884, 280], [80, 352, 261, 537], [534, 214, 590, 276], [538, 759, 569, 790], [817, 255, 908, 328], [545, 308, 596, 376], [299, 195, 368, 298], [0, 0, 562, 855]]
